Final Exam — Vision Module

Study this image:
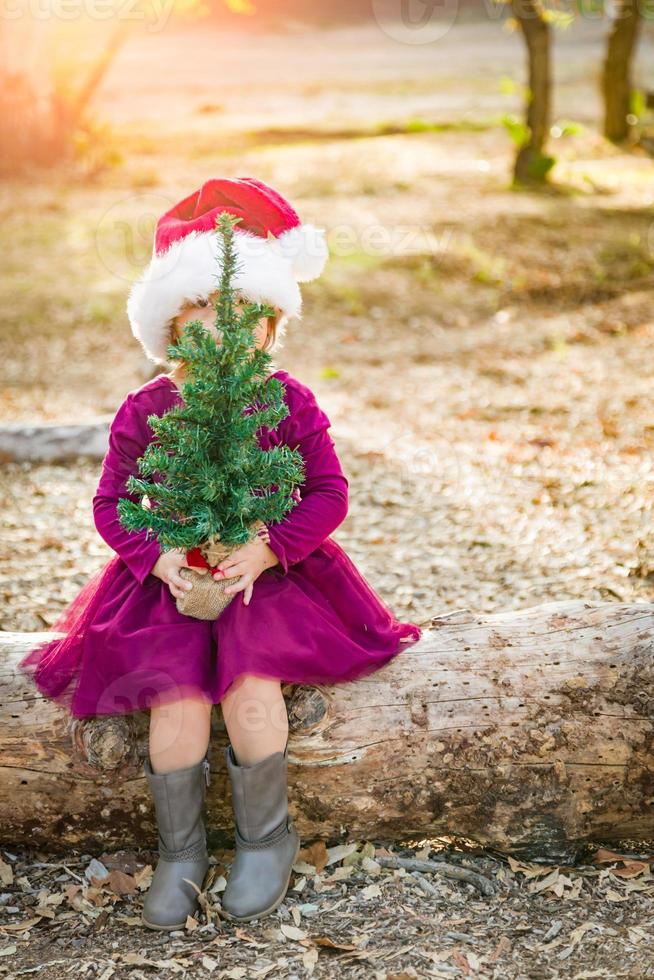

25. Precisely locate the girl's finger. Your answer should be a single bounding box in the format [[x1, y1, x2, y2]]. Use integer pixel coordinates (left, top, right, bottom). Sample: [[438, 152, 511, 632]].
[[216, 558, 242, 573], [217, 548, 253, 571], [243, 582, 254, 606], [224, 574, 250, 596], [172, 572, 193, 592], [214, 563, 246, 580]]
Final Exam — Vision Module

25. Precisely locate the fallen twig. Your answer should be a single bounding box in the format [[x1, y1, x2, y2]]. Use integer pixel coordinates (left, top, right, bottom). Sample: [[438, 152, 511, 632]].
[[410, 870, 440, 897], [376, 855, 496, 896]]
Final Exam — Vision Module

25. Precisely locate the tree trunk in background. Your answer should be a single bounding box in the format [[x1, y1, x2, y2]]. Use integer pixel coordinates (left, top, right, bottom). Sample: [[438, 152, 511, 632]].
[[4, 601, 654, 862], [0, 16, 53, 173], [511, 0, 552, 185], [0, 15, 128, 175], [602, 0, 642, 143]]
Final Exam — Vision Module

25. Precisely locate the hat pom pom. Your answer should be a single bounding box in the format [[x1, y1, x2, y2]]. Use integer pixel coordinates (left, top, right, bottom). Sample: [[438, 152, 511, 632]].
[[278, 223, 329, 283]]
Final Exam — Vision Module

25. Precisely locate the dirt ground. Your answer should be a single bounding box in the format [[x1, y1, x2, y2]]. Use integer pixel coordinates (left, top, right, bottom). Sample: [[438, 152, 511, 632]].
[[2, 14, 654, 980]]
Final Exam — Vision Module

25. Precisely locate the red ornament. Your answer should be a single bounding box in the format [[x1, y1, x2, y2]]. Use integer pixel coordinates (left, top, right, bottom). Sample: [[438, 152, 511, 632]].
[[186, 526, 269, 575], [186, 547, 220, 574]]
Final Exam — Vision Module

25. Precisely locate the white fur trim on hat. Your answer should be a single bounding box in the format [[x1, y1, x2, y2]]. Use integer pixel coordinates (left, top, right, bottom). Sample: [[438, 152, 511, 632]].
[[275, 224, 329, 282], [127, 224, 329, 366]]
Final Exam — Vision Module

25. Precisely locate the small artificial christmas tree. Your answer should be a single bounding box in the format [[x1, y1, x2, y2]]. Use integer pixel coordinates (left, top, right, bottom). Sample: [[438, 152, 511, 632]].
[[117, 211, 306, 620]]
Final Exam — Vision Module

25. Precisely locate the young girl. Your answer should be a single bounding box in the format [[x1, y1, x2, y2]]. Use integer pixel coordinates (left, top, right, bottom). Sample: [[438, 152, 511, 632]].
[[19, 177, 423, 932]]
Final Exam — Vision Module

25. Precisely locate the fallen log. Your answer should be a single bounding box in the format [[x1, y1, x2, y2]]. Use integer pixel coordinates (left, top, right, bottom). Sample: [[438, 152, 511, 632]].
[[3, 600, 653, 861], [0, 369, 158, 463], [0, 421, 110, 463]]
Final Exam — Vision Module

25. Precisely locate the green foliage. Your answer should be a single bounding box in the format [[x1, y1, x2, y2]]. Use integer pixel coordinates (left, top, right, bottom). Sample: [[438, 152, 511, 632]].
[[502, 113, 530, 148], [502, 115, 556, 182], [525, 151, 556, 181], [526, 150, 556, 182], [550, 119, 584, 138], [630, 89, 646, 121], [404, 117, 434, 133], [578, 0, 603, 15], [541, 8, 573, 27], [72, 119, 124, 180], [117, 211, 305, 554]]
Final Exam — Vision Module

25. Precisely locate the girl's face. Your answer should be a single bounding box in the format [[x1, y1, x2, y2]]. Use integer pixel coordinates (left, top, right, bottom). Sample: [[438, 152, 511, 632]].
[[172, 291, 277, 350]]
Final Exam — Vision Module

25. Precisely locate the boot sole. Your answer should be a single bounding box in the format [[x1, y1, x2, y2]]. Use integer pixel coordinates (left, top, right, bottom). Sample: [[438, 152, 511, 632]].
[[141, 911, 189, 931], [222, 835, 302, 924]]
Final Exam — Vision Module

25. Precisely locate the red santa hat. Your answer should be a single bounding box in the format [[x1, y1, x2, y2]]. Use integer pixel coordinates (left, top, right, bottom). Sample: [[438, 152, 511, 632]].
[[127, 177, 329, 365]]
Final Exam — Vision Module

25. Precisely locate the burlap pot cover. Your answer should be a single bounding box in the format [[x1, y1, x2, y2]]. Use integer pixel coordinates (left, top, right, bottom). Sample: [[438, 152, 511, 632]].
[[175, 521, 266, 621]]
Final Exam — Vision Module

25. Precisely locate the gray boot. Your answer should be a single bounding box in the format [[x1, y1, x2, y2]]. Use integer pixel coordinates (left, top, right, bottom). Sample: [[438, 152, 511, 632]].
[[222, 740, 300, 922], [141, 754, 211, 931]]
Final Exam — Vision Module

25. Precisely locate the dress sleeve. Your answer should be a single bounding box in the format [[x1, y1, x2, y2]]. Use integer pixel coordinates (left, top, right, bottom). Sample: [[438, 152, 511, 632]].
[[92, 392, 161, 586], [264, 388, 349, 574]]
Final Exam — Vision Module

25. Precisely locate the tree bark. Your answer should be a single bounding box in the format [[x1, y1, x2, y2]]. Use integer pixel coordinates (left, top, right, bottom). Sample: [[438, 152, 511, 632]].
[[511, 0, 552, 185], [602, 0, 643, 144], [4, 600, 654, 861]]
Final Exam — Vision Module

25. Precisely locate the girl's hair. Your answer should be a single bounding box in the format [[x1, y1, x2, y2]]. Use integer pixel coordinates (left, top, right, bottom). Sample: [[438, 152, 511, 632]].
[[169, 300, 279, 364]]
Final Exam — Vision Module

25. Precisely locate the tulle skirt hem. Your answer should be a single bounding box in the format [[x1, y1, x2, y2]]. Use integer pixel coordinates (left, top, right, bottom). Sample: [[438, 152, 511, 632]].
[[18, 542, 423, 719], [19, 625, 421, 718]]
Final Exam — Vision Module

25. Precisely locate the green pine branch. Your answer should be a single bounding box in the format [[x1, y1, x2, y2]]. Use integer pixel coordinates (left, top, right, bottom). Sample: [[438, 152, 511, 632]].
[[117, 211, 305, 555]]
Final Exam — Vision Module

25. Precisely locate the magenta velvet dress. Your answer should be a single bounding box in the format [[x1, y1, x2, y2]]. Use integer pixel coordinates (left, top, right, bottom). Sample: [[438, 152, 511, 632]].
[[19, 370, 422, 717]]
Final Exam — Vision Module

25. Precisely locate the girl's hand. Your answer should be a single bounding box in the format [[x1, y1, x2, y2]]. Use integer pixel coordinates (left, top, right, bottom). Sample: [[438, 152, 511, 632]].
[[213, 534, 279, 606], [152, 548, 208, 600]]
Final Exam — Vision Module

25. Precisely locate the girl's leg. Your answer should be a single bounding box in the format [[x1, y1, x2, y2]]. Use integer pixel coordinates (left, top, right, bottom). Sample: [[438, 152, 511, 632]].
[[219, 674, 299, 923], [149, 695, 213, 773], [220, 674, 288, 765], [142, 694, 214, 931]]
